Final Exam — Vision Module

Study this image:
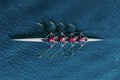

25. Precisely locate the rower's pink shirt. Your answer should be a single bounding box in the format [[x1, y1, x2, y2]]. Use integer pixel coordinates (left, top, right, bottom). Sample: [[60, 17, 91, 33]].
[[48, 38, 54, 42], [69, 38, 75, 42]]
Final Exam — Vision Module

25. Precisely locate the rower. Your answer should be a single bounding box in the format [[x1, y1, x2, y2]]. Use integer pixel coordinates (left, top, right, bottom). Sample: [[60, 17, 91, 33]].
[[58, 33, 66, 42], [78, 37, 88, 42], [59, 37, 65, 42], [69, 37, 75, 42], [78, 38, 84, 42], [69, 33, 75, 42], [48, 37, 55, 42], [48, 32, 55, 42]]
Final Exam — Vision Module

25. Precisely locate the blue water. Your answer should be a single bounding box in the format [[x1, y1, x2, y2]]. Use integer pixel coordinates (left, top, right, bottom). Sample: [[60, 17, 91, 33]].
[[0, 0, 120, 80]]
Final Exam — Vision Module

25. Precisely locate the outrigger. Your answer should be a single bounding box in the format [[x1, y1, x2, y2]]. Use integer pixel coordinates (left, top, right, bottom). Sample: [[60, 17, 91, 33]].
[[12, 21, 103, 58]]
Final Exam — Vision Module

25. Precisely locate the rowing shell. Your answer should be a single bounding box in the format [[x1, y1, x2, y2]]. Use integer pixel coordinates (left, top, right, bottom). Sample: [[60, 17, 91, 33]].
[[12, 37, 103, 42]]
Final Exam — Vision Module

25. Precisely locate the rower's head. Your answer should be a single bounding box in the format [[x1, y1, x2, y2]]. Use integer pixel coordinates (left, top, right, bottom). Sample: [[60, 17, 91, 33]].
[[84, 37, 88, 41]]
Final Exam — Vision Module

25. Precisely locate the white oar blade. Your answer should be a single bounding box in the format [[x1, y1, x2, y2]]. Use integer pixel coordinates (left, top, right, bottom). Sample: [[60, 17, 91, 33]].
[[12, 38, 44, 42], [87, 38, 103, 42]]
